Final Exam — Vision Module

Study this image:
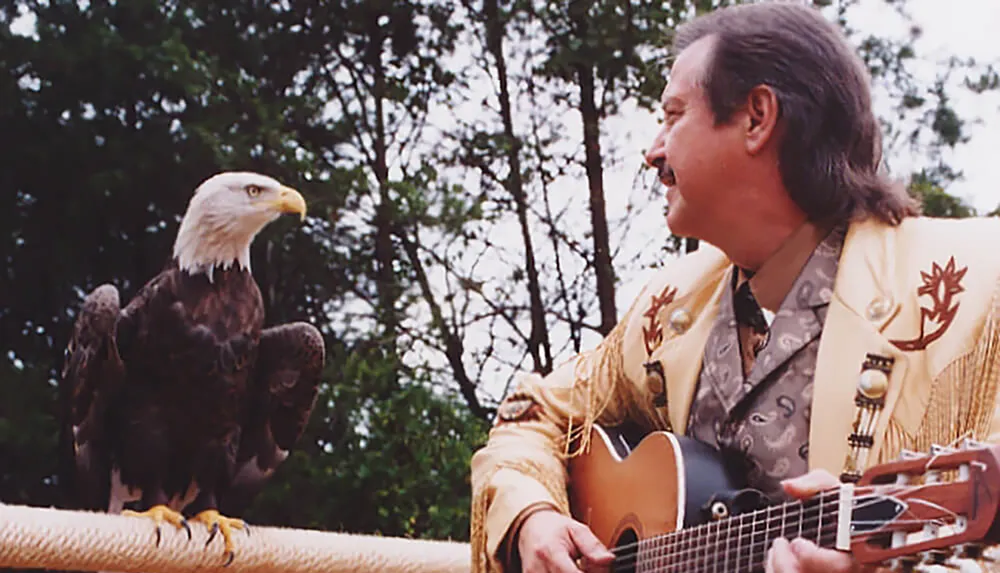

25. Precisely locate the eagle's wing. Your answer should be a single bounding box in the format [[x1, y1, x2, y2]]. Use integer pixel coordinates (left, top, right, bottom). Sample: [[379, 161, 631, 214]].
[[61, 284, 125, 510], [224, 322, 324, 511]]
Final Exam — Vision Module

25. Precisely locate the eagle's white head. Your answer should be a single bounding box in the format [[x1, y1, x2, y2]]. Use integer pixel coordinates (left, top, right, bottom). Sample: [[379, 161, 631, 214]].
[[172, 171, 307, 280]]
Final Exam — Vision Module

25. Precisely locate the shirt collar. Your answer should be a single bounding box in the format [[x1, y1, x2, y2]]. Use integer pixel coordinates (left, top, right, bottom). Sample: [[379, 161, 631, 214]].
[[734, 220, 837, 313]]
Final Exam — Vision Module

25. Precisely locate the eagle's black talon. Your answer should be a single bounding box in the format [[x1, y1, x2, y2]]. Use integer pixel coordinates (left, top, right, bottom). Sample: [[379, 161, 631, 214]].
[[155, 526, 162, 547], [244, 523, 251, 537], [182, 519, 192, 540], [206, 522, 219, 547], [223, 551, 235, 567]]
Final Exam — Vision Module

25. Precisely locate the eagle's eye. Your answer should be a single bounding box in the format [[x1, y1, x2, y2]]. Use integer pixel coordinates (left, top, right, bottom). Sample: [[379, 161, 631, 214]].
[[245, 184, 262, 197]]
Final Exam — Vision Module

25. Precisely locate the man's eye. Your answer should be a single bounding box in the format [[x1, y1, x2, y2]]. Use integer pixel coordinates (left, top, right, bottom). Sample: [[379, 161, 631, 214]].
[[246, 185, 262, 197]]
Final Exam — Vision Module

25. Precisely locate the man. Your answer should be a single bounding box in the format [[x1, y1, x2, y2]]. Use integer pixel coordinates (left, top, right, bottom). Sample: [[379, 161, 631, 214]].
[[470, 2, 1000, 573]]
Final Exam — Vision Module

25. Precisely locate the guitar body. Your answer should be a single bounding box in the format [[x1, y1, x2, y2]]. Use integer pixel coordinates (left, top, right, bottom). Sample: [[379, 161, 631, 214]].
[[568, 425, 764, 567]]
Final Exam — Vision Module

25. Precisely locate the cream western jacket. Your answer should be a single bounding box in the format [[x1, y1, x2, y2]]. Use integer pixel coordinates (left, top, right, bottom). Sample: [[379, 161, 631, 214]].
[[470, 216, 1000, 572]]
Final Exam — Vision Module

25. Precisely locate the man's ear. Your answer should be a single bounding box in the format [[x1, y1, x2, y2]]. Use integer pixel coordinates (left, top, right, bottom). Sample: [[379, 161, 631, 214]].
[[745, 85, 780, 155]]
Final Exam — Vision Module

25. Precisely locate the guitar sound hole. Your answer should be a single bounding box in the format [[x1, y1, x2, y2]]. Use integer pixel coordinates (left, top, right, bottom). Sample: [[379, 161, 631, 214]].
[[613, 529, 639, 573]]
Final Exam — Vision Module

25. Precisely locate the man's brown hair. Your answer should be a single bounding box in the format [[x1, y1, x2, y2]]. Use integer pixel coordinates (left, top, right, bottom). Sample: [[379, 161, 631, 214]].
[[674, 1, 920, 225]]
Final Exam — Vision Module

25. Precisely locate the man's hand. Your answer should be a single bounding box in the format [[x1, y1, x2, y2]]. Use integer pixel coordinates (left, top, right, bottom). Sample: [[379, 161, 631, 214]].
[[517, 509, 615, 572], [765, 470, 865, 573]]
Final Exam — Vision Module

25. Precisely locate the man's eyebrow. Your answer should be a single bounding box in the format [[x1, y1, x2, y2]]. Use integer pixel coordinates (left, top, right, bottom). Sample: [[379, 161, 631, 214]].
[[661, 95, 685, 109]]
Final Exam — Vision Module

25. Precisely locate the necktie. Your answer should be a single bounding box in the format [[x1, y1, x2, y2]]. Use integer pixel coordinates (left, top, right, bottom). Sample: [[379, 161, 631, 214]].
[[733, 281, 769, 377], [734, 281, 768, 333]]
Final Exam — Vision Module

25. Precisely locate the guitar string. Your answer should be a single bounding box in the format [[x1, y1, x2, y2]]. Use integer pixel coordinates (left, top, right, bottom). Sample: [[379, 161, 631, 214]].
[[617, 519, 957, 573], [619, 523, 846, 571], [611, 527, 842, 573], [608, 488, 841, 558], [614, 486, 923, 572], [606, 480, 951, 559], [615, 519, 927, 572], [610, 493, 841, 571], [608, 482, 962, 572], [613, 504, 960, 572], [611, 503, 841, 572]]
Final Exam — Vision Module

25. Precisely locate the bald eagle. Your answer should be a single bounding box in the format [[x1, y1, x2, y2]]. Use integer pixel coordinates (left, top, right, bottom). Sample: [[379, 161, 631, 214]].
[[62, 172, 325, 564]]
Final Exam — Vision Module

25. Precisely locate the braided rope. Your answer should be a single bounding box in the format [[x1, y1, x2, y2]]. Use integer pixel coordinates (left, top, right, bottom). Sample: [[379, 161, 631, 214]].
[[0, 503, 471, 572]]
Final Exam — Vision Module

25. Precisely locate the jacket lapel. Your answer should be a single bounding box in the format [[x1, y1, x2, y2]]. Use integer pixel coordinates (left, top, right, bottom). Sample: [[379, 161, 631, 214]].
[[740, 224, 842, 406], [744, 305, 824, 393], [700, 271, 750, 414], [808, 220, 910, 475], [652, 277, 729, 434]]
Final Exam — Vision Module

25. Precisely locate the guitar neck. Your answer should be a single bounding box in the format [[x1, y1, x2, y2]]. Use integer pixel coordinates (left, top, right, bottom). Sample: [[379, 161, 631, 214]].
[[629, 490, 845, 573]]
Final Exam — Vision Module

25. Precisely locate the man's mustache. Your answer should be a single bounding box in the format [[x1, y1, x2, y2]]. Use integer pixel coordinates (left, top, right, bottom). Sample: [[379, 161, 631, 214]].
[[650, 158, 677, 186]]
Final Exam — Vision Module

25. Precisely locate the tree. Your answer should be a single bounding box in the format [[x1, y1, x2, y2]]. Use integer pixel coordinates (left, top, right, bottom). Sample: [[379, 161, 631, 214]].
[[0, 0, 490, 544], [530, 0, 676, 335]]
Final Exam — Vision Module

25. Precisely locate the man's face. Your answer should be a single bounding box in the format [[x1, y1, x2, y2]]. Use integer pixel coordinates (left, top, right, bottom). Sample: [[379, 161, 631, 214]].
[[645, 36, 747, 240]]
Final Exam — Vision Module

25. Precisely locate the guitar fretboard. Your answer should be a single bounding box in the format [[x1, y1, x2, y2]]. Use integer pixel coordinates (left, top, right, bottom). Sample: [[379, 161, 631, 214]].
[[616, 490, 843, 573]]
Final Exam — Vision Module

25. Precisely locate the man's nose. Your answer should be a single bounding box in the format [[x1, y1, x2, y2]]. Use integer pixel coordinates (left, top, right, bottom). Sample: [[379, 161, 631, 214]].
[[644, 129, 666, 169]]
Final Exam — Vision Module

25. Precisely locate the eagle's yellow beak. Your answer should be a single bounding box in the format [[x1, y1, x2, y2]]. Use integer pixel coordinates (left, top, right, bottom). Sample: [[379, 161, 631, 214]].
[[273, 186, 307, 221]]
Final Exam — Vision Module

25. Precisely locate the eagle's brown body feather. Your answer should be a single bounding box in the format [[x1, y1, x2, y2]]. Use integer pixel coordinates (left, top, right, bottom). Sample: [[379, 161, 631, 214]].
[[63, 258, 323, 518]]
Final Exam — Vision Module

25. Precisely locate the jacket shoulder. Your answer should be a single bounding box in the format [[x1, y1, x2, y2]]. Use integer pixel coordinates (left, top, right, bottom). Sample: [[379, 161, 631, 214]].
[[634, 243, 731, 304], [888, 216, 1000, 286], [896, 215, 1000, 242], [857, 216, 1000, 370]]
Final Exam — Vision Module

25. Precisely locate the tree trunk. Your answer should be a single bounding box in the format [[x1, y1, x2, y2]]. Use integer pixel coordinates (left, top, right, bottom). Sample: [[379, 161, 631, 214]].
[[484, 0, 552, 374], [398, 230, 494, 421], [368, 13, 400, 381], [571, 1, 617, 335]]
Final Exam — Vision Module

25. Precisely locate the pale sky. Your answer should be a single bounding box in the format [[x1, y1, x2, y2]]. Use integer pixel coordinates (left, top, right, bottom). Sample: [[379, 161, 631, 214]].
[[899, 0, 1000, 213]]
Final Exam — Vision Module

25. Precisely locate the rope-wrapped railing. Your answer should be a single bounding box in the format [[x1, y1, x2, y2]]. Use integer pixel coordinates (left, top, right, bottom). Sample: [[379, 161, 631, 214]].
[[0, 503, 471, 572]]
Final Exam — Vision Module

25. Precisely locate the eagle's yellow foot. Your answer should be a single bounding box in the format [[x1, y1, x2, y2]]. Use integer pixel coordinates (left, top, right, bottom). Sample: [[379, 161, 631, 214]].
[[122, 504, 192, 546], [191, 509, 248, 566]]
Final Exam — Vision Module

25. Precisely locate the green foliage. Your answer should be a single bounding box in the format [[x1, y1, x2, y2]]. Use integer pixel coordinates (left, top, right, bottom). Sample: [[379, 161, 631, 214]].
[[533, 0, 677, 114], [909, 170, 977, 219], [238, 342, 489, 540], [0, 0, 488, 543], [840, 1, 993, 185], [0, 364, 61, 508], [0, 0, 350, 369]]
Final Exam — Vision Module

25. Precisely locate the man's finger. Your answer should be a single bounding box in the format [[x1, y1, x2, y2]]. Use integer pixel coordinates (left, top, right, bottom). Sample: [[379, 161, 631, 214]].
[[781, 469, 841, 499], [548, 551, 585, 573], [790, 538, 856, 573], [767, 537, 800, 573], [568, 524, 615, 564]]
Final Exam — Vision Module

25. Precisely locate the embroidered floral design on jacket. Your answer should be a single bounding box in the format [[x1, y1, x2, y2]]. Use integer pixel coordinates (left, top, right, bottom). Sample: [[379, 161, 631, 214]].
[[891, 256, 968, 351], [642, 284, 678, 355]]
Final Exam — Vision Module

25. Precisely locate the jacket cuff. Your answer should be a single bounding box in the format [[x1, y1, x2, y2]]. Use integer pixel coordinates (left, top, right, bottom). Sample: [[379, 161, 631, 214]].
[[485, 469, 563, 565], [501, 501, 561, 569]]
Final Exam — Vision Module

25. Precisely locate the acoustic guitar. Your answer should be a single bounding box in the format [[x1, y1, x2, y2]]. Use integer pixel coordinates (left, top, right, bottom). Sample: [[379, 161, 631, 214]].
[[568, 425, 1000, 572]]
